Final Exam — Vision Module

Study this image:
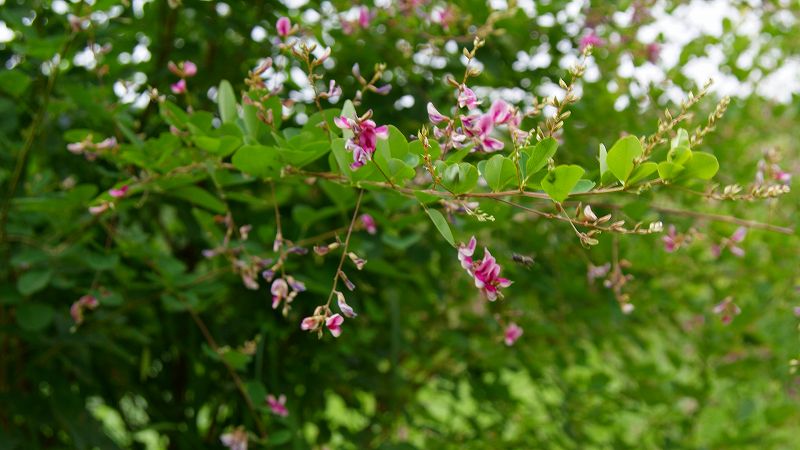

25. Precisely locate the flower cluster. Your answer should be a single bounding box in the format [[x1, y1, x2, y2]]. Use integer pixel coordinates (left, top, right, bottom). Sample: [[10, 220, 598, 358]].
[[70, 295, 99, 325], [334, 111, 389, 170], [457, 236, 512, 301], [428, 95, 527, 153]]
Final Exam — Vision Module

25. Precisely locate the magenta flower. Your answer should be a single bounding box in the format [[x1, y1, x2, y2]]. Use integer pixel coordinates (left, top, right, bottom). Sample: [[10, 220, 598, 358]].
[[109, 185, 129, 198], [713, 297, 741, 325], [220, 427, 248, 450], [773, 167, 792, 184], [276, 17, 291, 37], [170, 78, 186, 94], [266, 394, 289, 417], [457, 85, 479, 110], [579, 31, 604, 52], [504, 323, 523, 346], [646, 43, 661, 63], [360, 213, 377, 234], [793, 306, 800, 318], [458, 236, 512, 301], [358, 6, 371, 28], [334, 113, 389, 170], [326, 314, 344, 337]]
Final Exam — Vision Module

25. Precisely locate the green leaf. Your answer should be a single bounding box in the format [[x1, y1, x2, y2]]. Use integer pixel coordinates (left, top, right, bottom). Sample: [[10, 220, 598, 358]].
[[541, 165, 585, 202], [160, 101, 189, 129], [277, 140, 330, 167], [0, 70, 31, 98], [524, 138, 558, 177], [169, 186, 227, 213], [671, 128, 690, 149], [424, 209, 455, 247], [441, 163, 479, 195], [682, 152, 719, 180], [218, 80, 237, 124], [386, 125, 409, 159], [231, 145, 280, 178], [570, 179, 596, 194], [17, 270, 52, 296], [627, 161, 658, 185], [607, 135, 643, 183], [194, 135, 242, 157], [657, 161, 685, 180], [598, 143, 608, 176], [483, 154, 517, 192], [668, 145, 692, 165], [16, 302, 55, 331], [409, 139, 442, 160]]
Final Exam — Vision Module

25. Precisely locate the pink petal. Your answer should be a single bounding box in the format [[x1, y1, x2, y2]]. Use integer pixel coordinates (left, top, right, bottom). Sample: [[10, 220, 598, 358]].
[[276, 17, 291, 37]]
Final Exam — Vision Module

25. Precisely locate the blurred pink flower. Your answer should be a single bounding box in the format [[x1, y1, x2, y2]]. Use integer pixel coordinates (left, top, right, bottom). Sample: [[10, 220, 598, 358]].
[[458, 236, 512, 301], [360, 213, 377, 234], [504, 323, 523, 346], [220, 427, 248, 450], [579, 31, 603, 51], [266, 394, 289, 417], [276, 17, 291, 37], [170, 78, 186, 94], [713, 297, 741, 325], [109, 185, 129, 198]]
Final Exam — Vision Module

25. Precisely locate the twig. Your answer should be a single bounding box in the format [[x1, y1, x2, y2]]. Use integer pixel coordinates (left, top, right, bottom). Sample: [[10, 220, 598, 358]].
[[324, 189, 364, 309]]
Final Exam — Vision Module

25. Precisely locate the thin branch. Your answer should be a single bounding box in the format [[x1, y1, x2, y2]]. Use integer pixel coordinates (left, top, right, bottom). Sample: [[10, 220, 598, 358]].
[[324, 189, 364, 309]]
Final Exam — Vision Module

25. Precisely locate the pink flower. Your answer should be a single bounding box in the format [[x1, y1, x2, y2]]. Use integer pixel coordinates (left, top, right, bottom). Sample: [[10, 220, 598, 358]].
[[504, 323, 523, 346], [793, 306, 800, 318], [301, 316, 321, 331], [579, 31, 604, 52], [488, 99, 513, 125], [335, 291, 357, 318], [168, 60, 197, 78], [270, 278, 289, 309], [326, 314, 344, 337], [427, 102, 448, 124], [70, 295, 99, 325], [360, 214, 377, 234], [266, 394, 289, 417], [109, 185, 129, 198], [587, 263, 611, 284], [182, 60, 197, 77], [358, 6, 371, 28], [713, 297, 741, 325], [646, 43, 661, 63], [170, 78, 186, 94], [773, 167, 792, 184], [276, 17, 291, 37], [334, 114, 389, 170], [458, 236, 512, 301], [462, 113, 504, 152], [220, 427, 248, 450], [457, 85, 479, 110], [713, 227, 746, 258], [89, 202, 110, 216], [457, 236, 476, 271], [662, 225, 679, 252]]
